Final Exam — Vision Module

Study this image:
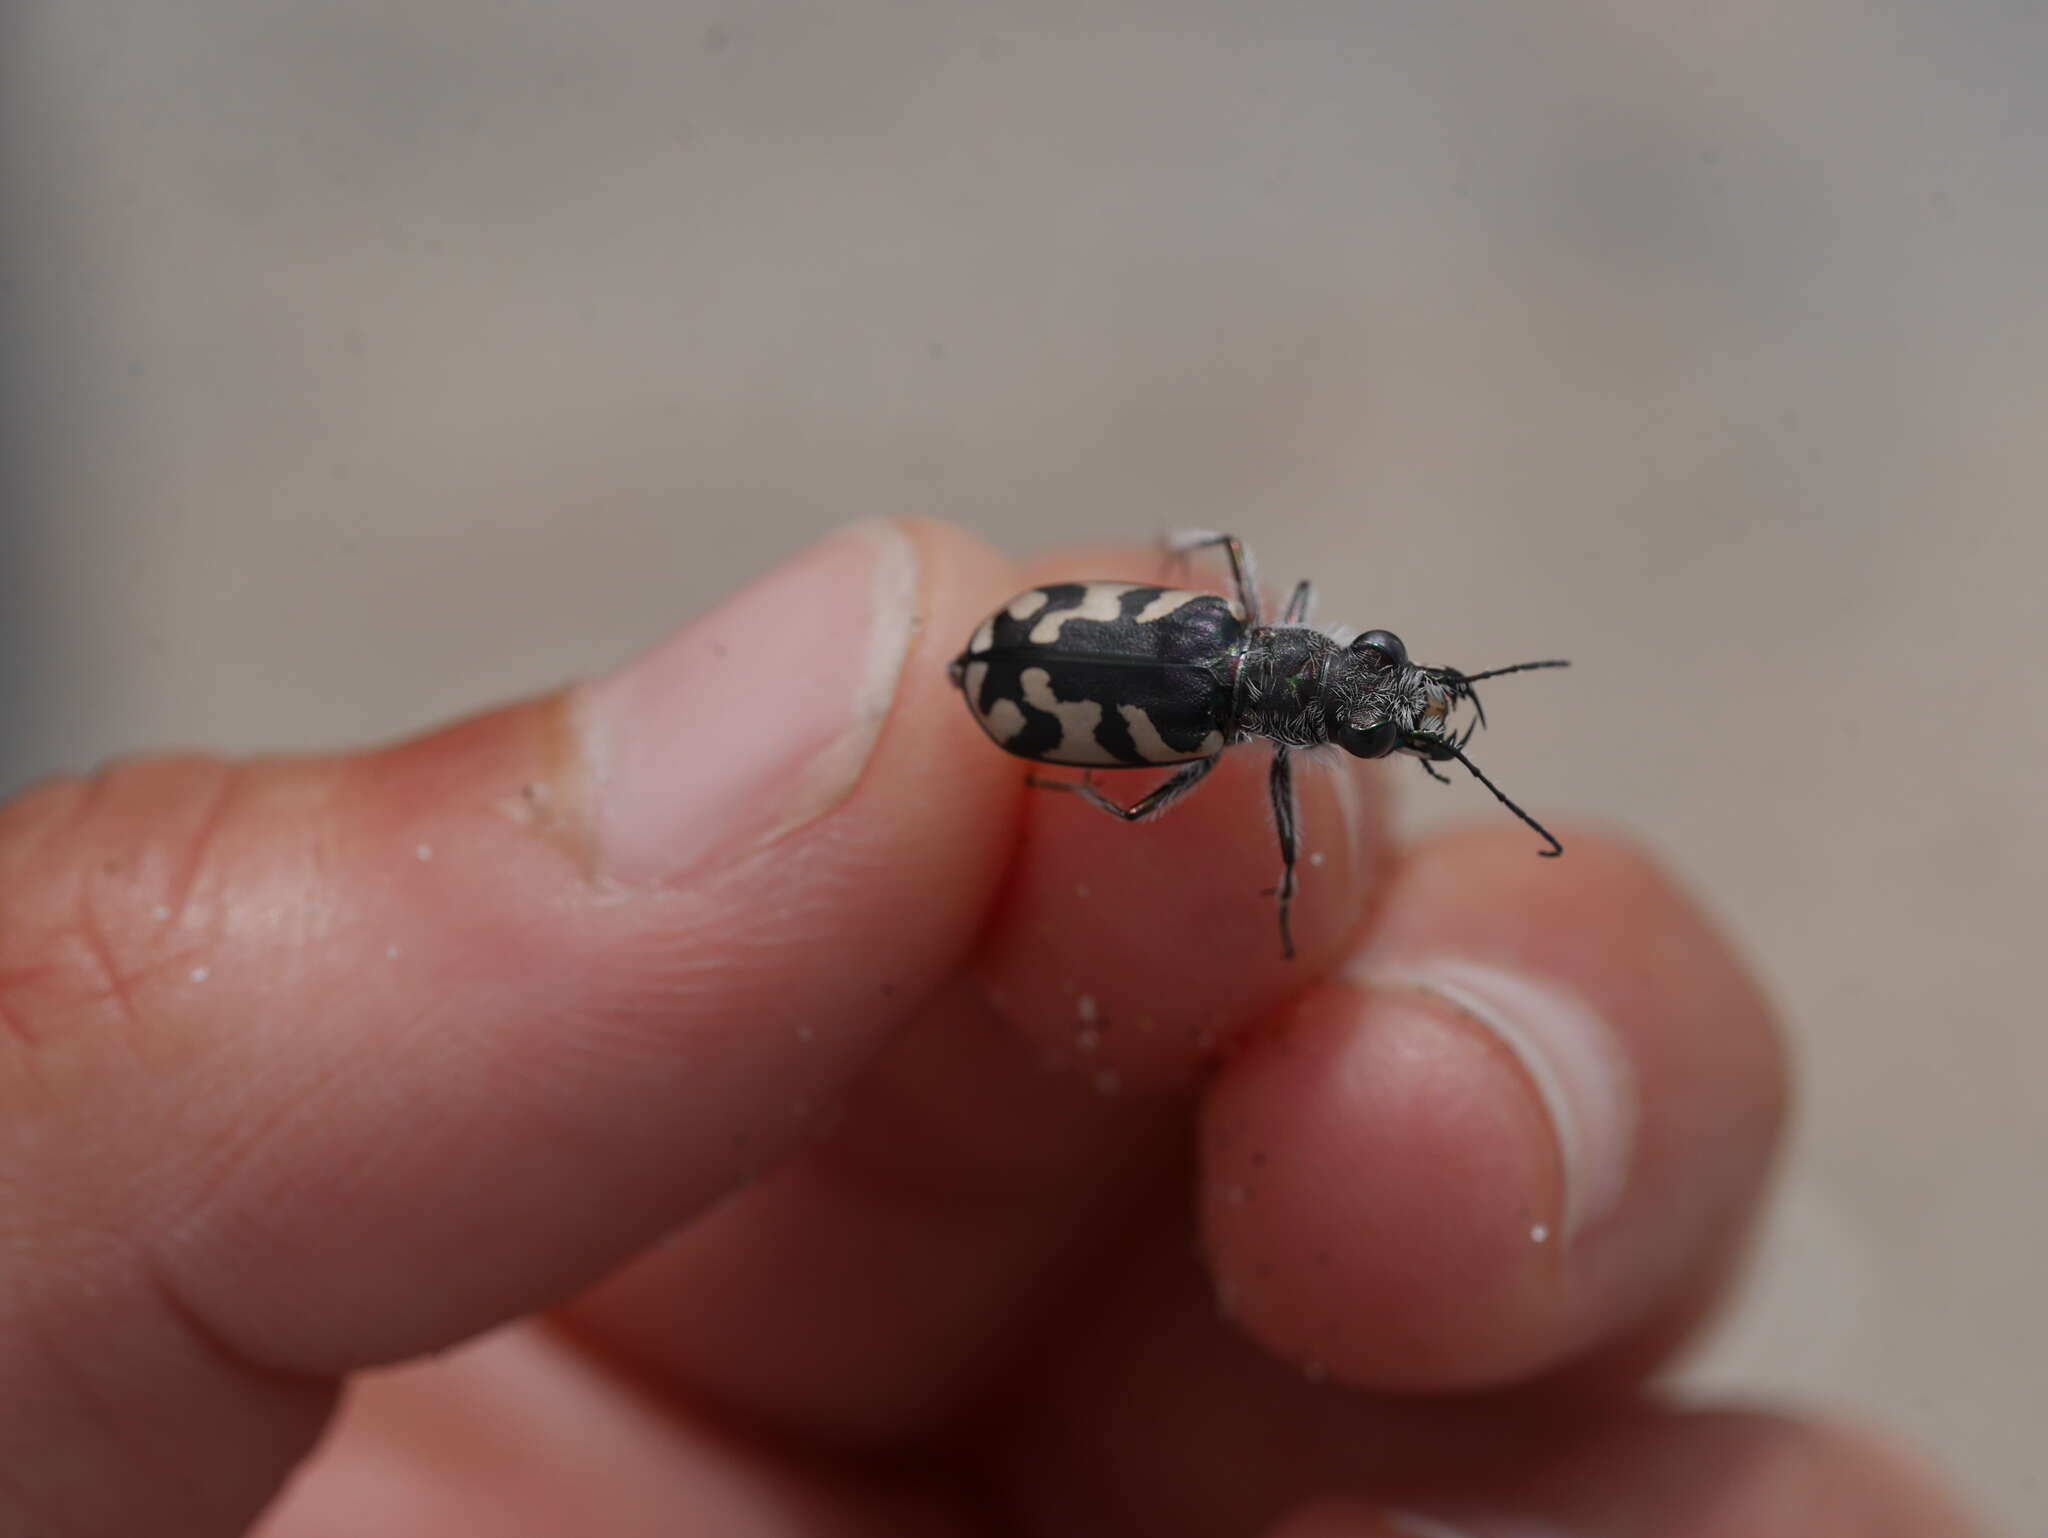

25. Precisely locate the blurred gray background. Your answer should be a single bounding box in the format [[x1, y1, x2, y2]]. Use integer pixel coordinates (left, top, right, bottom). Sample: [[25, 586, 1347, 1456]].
[[4, 2, 2042, 1527]]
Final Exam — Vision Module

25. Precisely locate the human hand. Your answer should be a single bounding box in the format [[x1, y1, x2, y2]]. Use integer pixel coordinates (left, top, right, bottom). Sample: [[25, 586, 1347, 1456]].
[[0, 523, 1985, 1536]]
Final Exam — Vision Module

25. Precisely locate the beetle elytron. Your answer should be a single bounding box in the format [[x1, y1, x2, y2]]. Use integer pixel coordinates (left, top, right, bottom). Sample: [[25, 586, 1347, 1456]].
[[949, 532, 1567, 958]]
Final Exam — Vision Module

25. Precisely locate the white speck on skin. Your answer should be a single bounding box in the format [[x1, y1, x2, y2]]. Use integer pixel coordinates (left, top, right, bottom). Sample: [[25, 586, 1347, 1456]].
[[188, 966, 210, 983], [385, 944, 402, 961], [1309, 850, 1327, 867], [414, 843, 434, 862], [150, 905, 171, 922], [1092, 1068, 1121, 1096], [494, 782, 554, 827], [1076, 994, 1098, 1024], [1076, 1028, 1101, 1052], [1531, 1223, 1551, 1244]]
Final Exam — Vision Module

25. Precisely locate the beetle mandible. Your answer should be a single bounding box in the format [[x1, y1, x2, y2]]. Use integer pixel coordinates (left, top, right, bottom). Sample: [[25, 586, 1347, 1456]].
[[948, 532, 1568, 958]]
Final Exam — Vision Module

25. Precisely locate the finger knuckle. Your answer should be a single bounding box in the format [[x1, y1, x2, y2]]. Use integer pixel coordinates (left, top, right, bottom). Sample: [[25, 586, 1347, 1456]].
[[0, 757, 243, 1050]]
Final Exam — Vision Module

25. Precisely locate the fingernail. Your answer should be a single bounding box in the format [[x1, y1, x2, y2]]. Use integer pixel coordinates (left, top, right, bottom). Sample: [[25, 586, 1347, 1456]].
[[1385, 1509, 1580, 1538], [1353, 959, 1635, 1240], [575, 522, 918, 884]]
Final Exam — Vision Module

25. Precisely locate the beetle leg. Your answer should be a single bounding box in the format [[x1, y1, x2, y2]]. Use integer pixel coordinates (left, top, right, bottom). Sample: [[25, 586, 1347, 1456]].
[[1026, 757, 1218, 822], [1163, 530, 1261, 628], [1419, 759, 1452, 784], [1278, 579, 1314, 625], [1267, 746, 1299, 960]]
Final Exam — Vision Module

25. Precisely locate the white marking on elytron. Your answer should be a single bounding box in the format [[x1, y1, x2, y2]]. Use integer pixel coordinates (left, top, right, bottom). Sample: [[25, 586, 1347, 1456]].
[[983, 697, 1028, 742], [1028, 582, 1141, 644], [1118, 703, 1221, 764], [1531, 1222, 1550, 1243], [189, 965, 211, 983], [415, 843, 433, 862], [1006, 589, 1051, 620], [969, 614, 997, 654], [1132, 587, 1207, 625], [1076, 994, 1098, 1023], [962, 660, 988, 706], [1019, 667, 1121, 764]]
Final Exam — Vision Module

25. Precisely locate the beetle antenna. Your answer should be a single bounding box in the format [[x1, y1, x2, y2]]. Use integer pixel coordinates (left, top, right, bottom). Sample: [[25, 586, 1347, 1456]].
[[1448, 745, 1563, 857], [1447, 658, 1572, 685]]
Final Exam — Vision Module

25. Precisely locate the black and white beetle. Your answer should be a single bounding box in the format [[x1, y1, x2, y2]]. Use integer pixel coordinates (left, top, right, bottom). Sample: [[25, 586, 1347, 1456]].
[[948, 532, 1568, 958]]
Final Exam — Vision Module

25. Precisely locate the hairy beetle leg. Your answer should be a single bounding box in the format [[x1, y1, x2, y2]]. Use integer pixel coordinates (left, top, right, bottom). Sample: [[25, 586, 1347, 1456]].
[[1278, 579, 1314, 626], [1163, 530, 1261, 628], [1026, 758, 1219, 823], [1267, 746, 1299, 960]]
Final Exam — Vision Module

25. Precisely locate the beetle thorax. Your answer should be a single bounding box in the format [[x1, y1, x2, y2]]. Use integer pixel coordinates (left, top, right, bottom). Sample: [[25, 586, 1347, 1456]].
[[1231, 627, 1345, 747], [1233, 629, 1457, 749]]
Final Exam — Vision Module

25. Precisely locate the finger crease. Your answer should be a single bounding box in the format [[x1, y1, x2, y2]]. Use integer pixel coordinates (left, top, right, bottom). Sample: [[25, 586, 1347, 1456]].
[[139, 1239, 330, 1397]]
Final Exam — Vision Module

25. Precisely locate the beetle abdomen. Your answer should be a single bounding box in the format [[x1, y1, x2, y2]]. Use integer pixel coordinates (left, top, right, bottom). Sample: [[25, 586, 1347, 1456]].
[[953, 581, 1241, 766]]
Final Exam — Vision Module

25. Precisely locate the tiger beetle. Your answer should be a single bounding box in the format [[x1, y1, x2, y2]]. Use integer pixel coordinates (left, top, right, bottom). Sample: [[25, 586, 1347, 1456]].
[[948, 532, 1568, 958]]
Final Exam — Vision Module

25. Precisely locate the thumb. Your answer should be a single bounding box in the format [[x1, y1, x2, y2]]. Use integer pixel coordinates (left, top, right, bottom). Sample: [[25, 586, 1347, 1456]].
[[0, 520, 1017, 1536]]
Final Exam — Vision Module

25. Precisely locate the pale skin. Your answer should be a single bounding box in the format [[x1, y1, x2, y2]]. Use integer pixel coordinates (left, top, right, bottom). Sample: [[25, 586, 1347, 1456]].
[[0, 523, 1987, 1537]]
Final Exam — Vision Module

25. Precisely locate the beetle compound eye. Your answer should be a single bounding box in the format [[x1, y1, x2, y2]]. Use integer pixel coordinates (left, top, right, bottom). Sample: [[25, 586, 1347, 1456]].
[[1339, 719, 1401, 758], [1352, 629, 1407, 669]]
